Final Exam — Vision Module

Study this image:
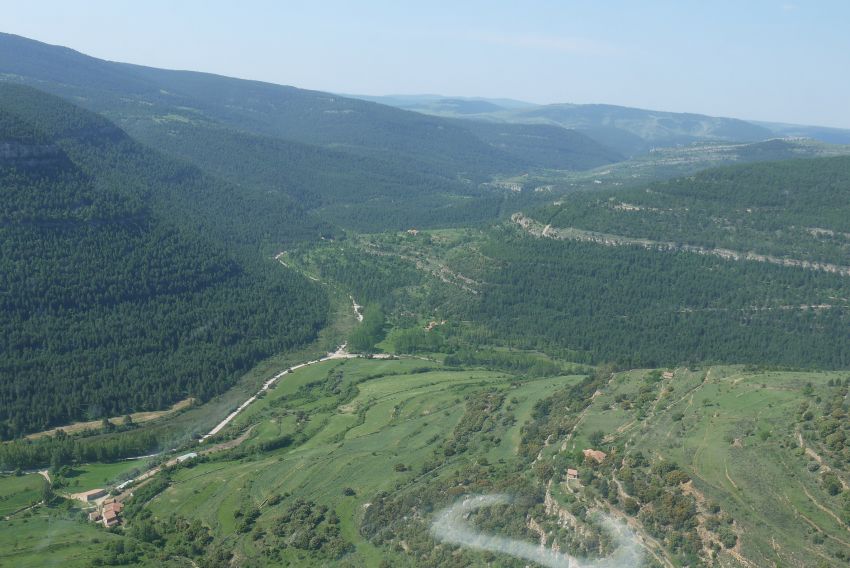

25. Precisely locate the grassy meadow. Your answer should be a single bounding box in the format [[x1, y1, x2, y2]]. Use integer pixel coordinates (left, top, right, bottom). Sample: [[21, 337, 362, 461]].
[[1, 354, 849, 566]]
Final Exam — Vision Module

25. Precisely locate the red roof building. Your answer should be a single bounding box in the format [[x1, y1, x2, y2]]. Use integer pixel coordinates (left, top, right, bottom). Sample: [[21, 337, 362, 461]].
[[102, 509, 119, 527]]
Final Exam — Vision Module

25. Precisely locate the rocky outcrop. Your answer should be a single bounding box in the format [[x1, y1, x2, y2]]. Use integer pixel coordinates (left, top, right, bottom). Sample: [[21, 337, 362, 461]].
[[512, 212, 850, 277]]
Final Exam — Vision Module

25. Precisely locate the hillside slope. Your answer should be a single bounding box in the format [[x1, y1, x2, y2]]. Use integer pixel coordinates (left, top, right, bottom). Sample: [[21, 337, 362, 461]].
[[456, 119, 624, 170], [0, 84, 328, 438], [536, 155, 850, 265], [0, 32, 620, 182], [0, 32, 633, 234]]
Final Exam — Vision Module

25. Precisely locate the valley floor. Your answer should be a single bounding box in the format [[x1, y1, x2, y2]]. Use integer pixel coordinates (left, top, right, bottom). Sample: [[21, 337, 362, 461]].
[[3, 349, 850, 567]]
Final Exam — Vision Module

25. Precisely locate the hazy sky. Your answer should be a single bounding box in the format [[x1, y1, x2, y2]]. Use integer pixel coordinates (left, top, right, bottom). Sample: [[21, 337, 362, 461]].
[[4, 0, 850, 128]]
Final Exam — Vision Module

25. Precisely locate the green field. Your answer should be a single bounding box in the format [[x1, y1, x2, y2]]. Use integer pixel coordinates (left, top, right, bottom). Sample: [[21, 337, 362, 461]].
[[0, 515, 141, 568], [142, 357, 584, 565], [544, 366, 850, 567], [2, 356, 850, 566], [61, 460, 153, 494], [0, 473, 46, 517]]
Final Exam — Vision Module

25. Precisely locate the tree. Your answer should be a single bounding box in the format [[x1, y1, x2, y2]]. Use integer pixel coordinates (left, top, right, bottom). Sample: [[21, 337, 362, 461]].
[[349, 304, 386, 353], [589, 430, 605, 447], [41, 481, 55, 505]]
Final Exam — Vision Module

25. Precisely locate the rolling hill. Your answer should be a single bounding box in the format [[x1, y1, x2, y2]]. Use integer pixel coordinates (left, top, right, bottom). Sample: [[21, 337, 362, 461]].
[[349, 94, 777, 157]]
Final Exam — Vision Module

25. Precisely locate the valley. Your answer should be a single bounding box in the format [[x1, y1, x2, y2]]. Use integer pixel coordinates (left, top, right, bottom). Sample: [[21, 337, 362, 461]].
[[5, 344, 846, 567], [1, 29, 850, 568]]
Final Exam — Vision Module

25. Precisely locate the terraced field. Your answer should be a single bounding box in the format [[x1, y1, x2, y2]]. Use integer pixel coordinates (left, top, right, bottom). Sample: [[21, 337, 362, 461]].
[[142, 357, 583, 565], [3, 354, 849, 567]]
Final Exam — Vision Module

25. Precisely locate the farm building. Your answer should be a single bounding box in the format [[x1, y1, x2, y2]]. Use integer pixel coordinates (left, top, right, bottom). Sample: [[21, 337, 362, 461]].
[[583, 449, 607, 463], [78, 488, 107, 502], [662, 371, 674, 380], [102, 509, 119, 527], [86, 498, 125, 527], [103, 501, 123, 515], [566, 468, 579, 480], [176, 452, 198, 463]]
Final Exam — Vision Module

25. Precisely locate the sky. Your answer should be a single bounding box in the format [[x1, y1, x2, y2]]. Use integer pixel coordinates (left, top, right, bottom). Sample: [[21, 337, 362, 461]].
[[3, 0, 850, 128]]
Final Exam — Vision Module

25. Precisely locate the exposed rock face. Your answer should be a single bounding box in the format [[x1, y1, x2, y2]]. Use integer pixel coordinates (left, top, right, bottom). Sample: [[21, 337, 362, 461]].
[[544, 481, 588, 537], [513, 212, 850, 277]]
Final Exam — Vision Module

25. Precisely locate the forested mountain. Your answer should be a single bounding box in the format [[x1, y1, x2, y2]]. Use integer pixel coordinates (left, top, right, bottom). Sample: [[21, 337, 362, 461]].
[[533, 155, 850, 265], [754, 120, 850, 145], [0, 84, 328, 438], [468, 228, 850, 368], [118, 116, 620, 231], [308, 150, 850, 371], [350, 93, 537, 112], [349, 94, 778, 156], [0, 32, 620, 184], [508, 103, 773, 155], [455, 155, 850, 367], [126, 120, 456, 207], [453, 119, 623, 170], [0, 32, 632, 236]]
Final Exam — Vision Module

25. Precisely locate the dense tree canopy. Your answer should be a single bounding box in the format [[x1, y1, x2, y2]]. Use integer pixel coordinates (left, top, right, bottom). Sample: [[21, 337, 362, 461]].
[[0, 84, 329, 438]]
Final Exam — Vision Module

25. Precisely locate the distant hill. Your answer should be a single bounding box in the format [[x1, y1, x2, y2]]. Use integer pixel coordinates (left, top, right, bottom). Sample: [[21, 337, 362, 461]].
[[0, 33, 619, 183], [420, 98, 506, 114], [454, 119, 624, 170], [510, 103, 773, 155], [348, 93, 537, 111], [0, 33, 510, 177], [0, 84, 328, 438], [753, 120, 850, 145], [350, 95, 850, 158]]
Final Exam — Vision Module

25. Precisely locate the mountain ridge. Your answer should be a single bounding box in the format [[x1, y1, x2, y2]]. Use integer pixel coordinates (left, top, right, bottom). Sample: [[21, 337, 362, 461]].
[[350, 93, 850, 155], [0, 32, 620, 178]]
